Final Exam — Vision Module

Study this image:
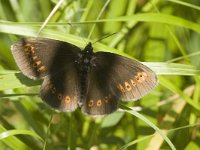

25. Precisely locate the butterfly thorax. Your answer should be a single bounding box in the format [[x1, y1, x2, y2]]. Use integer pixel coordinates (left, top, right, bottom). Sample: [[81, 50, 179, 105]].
[[76, 42, 97, 106]]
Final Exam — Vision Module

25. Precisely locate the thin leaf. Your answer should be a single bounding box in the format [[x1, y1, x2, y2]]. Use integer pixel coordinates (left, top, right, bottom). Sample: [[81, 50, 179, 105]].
[[0, 125, 31, 150], [0, 129, 43, 141], [121, 106, 176, 150]]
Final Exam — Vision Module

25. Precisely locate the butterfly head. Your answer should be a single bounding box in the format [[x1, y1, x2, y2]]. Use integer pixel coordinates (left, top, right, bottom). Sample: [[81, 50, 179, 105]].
[[83, 42, 93, 54]]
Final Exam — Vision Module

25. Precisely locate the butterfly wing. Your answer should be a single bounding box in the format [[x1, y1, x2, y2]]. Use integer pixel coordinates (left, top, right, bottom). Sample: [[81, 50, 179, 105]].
[[11, 38, 81, 79], [12, 38, 81, 111], [81, 70, 119, 115], [96, 52, 158, 101], [82, 52, 158, 116], [40, 67, 80, 112]]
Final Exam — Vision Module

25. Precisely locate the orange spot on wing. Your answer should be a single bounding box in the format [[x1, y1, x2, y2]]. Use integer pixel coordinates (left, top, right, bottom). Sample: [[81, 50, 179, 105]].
[[136, 72, 147, 82], [24, 44, 32, 51], [117, 84, 125, 93], [130, 79, 136, 86], [33, 60, 42, 68], [32, 56, 38, 60], [142, 72, 148, 77], [65, 96, 71, 104], [135, 75, 140, 81], [31, 49, 35, 54], [88, 100, 94, 108], [24, 44, 35, 55], [124, 82, 132, 91], [35, 60, 42, 66], [97, 99, 102, 107], [37, 66, 46, 72]]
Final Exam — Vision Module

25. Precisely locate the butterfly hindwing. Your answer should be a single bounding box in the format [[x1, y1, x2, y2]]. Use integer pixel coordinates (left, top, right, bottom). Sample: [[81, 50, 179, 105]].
[[81, 70, 119, 116], [11, 38, 81, 79], [40, 64, 80, 112]]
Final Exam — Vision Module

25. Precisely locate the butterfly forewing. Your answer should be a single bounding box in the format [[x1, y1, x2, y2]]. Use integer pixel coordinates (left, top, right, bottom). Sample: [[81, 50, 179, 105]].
[[11, 38, 81, 79], [90, 52, 158, 102], [12, 37, 82, 112], [81, 51, 158, 116]]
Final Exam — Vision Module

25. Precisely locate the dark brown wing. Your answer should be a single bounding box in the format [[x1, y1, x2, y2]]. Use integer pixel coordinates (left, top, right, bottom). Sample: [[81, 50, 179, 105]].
[[82, 52, 158, 116], [40, 65, 80, 112], [11, 38, 81, 79], [12, 37, 81, 111], [96, 52, 158, 101], [81, 71, 119, 116]]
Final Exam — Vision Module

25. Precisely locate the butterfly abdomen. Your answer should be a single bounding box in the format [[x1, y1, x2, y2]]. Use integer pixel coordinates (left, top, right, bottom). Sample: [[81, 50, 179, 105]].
[[76, 43, 97, 107]]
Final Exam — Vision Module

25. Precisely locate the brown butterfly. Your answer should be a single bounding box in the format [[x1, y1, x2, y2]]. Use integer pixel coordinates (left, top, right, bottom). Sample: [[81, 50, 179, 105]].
[[11, 38, 158, 116]]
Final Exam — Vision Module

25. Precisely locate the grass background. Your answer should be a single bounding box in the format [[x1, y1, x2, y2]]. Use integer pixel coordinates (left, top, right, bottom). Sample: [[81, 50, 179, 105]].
[[0, 0, 200, 149]]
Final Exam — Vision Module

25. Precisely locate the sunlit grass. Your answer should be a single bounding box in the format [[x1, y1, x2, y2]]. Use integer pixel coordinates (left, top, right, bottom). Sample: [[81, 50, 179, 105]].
[[0, 0, 200, 150]]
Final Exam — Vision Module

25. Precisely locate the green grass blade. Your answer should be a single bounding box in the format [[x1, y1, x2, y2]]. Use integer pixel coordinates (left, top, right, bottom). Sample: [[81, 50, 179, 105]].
[[159, 76, 200, 111], [0, 129, 43, 141], [0, 73, 40, 90], [0, 125, 31, 150], [121, 106, 176, 150], [167, 0, 200, 11], [144, 62, 200, 76]]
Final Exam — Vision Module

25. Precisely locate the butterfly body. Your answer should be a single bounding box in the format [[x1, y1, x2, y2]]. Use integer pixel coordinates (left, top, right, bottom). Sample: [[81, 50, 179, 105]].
[[11, 38, 158, 116], [75, 42, 96, 106]]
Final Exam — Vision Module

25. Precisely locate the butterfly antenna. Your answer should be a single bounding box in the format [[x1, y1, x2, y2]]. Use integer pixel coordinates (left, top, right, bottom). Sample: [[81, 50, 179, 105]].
[[92, 32, 119, 45]]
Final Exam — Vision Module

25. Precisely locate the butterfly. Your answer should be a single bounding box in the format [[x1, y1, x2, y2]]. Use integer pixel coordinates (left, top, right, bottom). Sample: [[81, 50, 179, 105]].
[[11, 38, 158, 116]]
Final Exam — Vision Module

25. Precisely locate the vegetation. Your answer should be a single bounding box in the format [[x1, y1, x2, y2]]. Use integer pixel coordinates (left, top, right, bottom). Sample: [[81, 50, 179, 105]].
[[0, 0, 200, 149]]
